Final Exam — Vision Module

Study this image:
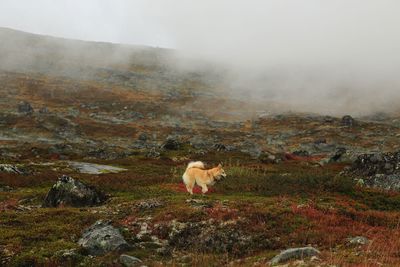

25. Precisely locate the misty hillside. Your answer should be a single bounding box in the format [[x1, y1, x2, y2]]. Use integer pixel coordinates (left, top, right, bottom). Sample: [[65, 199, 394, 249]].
[[0, 27, 171, 70], [2, 27, 400, 266], [0, 27, 223, 97]]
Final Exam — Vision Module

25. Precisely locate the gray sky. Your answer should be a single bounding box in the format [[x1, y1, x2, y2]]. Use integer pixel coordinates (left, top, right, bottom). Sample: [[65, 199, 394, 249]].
[[1, 1, 400, 114]]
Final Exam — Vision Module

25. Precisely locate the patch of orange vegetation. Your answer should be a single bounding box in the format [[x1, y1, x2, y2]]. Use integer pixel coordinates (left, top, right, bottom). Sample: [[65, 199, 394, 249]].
[[205, 203, 238, 221], [292, 202, 400, 265]]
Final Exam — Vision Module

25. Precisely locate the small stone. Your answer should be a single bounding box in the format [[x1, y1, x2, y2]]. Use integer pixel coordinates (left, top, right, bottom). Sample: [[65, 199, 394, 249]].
[[270, 247, 320, 265], [119, 254, 142, 267], [347, 236, 369, 246], [17, 101, 34, 114], [39, 107, 49, 114]]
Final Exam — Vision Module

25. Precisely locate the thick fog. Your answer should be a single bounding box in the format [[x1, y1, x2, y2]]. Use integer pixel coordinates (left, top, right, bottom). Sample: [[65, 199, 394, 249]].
[[1, 0, 400, 115]]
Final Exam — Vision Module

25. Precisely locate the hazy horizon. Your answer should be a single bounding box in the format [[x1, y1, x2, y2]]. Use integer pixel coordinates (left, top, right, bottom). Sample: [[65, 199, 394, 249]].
[[1, 1, 400, 115]]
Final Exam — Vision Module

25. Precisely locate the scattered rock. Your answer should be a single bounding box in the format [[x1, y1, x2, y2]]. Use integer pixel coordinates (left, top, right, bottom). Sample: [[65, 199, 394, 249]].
[[347, 236, 369, 246], [270, 247, 320, 265], [161, 136, 180, 150], [17, 101, 34, 114], [39, 106, 49, 114], [53, 248, 81, 262], [119, 254, 142, 267], [323, 116, 335, 123], [329, 147, 351, 163], [342, 115, 355, 127], [0, 185, 14, 192], [78, 220, 129, 255], [0, 164, 29, 175], [292, 150, 310, 157], [138, 133, 148, 142], [43, 175, 106, 207], [314, 138, 327, 144], [259, 151, 279, 164], [0, 246, 15, 266], [214, 143, 227, 151], [137, 199, 163, 210], [185, 198, 213, 208], [146, 147, 161, 158]]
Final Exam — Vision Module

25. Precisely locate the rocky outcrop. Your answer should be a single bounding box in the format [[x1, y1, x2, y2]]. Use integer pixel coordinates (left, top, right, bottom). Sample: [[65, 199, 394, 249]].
[[346, 151, 400, 191], [43, 175, 106, 207], [78, 220, 129, 255]]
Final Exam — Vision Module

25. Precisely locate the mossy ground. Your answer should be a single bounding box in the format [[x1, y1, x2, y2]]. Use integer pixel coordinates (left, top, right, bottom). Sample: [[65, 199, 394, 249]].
[[2, 150, 400, 266]]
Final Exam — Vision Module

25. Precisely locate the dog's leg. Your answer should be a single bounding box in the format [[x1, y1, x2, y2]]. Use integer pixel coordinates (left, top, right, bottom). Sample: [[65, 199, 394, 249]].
[[183, 173, 194, 195], [186, 184, 193, 195], [201, 184, 208, 195]]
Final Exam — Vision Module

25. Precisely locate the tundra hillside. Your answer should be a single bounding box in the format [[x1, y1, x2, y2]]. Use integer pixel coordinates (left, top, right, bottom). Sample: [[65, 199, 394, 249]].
[[1, 28, 400, 266]]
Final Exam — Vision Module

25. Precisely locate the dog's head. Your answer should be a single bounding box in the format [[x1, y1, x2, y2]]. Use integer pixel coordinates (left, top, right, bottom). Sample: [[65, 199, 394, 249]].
[[215, 163, 227, 180]]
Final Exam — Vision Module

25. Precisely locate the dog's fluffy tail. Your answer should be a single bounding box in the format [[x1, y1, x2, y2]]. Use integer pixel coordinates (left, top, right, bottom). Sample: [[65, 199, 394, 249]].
[[186, 161, 205, 170]]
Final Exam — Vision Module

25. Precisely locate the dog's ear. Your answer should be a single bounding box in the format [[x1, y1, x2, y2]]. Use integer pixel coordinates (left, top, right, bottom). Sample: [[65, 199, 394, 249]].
[[218, 163, 222, 168]]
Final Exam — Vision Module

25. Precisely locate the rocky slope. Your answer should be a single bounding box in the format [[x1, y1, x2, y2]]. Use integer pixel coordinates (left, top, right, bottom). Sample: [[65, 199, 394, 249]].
[[1, 28, 400, 266]]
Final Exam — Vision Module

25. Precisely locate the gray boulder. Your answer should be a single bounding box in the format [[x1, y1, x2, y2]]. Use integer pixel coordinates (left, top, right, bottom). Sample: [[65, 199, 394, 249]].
[[119, 254, 142, 267], [270, 247, 320, 265], [43, 175, 106, 207], [162, 136, 180, 150], [341, 115, 355, 127], [17, 101, 34, 114], [78, 220, 129, 255]]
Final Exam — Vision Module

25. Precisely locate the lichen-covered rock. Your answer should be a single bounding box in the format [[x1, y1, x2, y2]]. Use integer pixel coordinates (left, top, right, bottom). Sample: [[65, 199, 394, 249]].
[[0, 164, 29, 175], [78, 220, 129, 255], [346, 151, 400, 191], [136, 198, 163, 210], [270, 247, 320, 265], [43, 175, 106, 207]]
